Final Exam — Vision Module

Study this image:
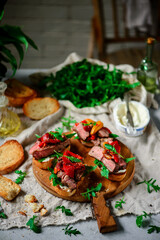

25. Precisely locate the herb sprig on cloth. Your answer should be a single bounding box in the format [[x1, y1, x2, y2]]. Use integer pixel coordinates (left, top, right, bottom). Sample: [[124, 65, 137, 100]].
[[15, 170, 27, 184], [40, 59, 140, 108], [26, 215, 41, 233], [55, 205, 73, 216], [0, 202, 7, 219], [137, 178, 160, 193]]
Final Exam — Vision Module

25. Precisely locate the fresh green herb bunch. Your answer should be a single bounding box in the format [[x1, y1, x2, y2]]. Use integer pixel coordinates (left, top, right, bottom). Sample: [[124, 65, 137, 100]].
[[0, 5, 38, 79], [40, 59, 140, 108]]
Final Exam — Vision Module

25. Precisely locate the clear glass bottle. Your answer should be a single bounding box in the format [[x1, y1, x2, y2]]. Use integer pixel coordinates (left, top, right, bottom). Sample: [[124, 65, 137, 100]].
[[0, 82, 21, 137], [137, 37, 158, 93]]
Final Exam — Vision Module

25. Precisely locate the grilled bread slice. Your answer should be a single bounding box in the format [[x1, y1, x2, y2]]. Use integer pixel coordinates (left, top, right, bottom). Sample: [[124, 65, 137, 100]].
[[0, 174, 21, 201], [0, 140, 24, 175], [5, 78, 37, 107], [23, 97, 60, 120]]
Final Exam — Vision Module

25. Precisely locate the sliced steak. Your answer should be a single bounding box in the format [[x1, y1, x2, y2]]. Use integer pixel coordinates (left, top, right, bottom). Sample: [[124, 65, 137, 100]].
[[72, 123, 89, 140], [91, 138, 101, 146], [98, 127, 110, 138], [88, 146, 104, 161], [32, 138, 70, 160], [101, 157, 118, 172], [118, 158, 127, 169], [61, 173, 77, 190]]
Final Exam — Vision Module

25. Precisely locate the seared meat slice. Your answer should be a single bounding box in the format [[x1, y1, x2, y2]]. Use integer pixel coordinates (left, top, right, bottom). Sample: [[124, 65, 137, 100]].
[[57, 170, 77, 190], [72, 123, 89, 140], [32, 138, 70, 160], [98, 127, 110, 138], [88, 146, 104, 161], [118, 158, 127, 169], [101, 157, 118, 172]]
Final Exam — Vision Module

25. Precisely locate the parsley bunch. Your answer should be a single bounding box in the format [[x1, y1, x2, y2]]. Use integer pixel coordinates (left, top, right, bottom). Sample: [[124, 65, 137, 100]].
[[40, 59, 140, 108]]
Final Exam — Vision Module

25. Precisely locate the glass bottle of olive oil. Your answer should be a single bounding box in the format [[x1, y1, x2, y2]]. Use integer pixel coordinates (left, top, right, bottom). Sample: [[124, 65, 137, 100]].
[[137, 37, 158, 93], [0, 82, 21, 137]]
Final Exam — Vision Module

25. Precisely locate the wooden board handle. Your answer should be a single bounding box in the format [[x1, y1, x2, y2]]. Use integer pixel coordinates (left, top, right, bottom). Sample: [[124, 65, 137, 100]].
[[92, 192, 117, 233]]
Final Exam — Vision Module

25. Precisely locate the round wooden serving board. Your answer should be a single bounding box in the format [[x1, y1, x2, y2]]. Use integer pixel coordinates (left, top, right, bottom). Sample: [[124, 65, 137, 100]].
[[33, 138, 135, 202]]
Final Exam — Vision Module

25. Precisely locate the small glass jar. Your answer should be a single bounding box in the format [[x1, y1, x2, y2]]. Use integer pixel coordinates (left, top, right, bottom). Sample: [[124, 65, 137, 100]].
[[137, 38, 159, 93], [0, 82, 21, 137]]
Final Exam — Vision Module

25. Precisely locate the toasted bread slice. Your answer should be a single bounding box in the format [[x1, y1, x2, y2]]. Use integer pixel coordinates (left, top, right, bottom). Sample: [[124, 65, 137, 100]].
[[23, 97, 60, 120], [5, 78, 37, 107], [0, 140, 24, 175], [0, 174, 21, 201]]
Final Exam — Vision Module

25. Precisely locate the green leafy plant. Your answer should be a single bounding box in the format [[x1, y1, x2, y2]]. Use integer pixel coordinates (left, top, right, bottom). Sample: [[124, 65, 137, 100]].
[[114, 196, 126, 209], [0, 4, 38, 79], [81, 183, 102, 200], [26, 215, 41, 233], [39, 59, 140, 108], [62, 224, 81, 236], [55, 205, 73, 216], [15, 170, 27, 184], [136, 211, 151, 228], [48, 168, 62, 186], [137, 178, 160, 193]]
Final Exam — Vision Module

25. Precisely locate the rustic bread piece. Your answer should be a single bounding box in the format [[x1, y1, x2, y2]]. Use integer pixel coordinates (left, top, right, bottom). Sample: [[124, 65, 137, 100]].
[[24, 194, 37, 203], [23, 97, 60, 120], [5, 78, 37, 107], [0, 174, 21, 201], [0, 140, 24, 175]]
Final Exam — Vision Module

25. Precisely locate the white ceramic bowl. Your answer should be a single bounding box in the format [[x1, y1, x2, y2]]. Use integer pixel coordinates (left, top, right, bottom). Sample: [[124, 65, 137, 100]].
[[113, 101, 150, 137]]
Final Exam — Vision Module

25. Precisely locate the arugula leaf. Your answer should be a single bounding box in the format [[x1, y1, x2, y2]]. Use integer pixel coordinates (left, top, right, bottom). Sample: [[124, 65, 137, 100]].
[[35, 134, 41, 139], [26, 215, 41, 233], [136, 211, 151, 228], [65, 155, 81, 163], [62, 224, 81, 236], [49, 131, 64, 141], [15, 170, 27, 184], [148, 225, 160, 234], [65, 133, 76, 139], [137, 178, 160, 193], [115, 196, 125, 209], [40, 59, 140, 108], [81, 183, 102, 200], [48, 168, 62, 186], [55, 205, 73, 216], [109, 133, 119, 138], [0, 202, 7, 219], [104, 144, 123, 158], [61, 115, 76, 131], [83, 165, 97, 176], [125, 157, 135, 163], [94, 159, 109, 179]]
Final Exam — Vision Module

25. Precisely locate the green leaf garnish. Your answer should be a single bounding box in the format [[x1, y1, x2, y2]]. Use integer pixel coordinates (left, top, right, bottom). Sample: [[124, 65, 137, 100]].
[[26, 215, 41, 233], [35, 134, 41, 139], [109, 133, 119, 138], [55, 205, 73, 216], [125, 157, 135, 163], [148, 225, 160, 234], [104, 144, 123, 158], [65, 133, 76, 139], [94, 159, 109, 179], [48, 168, 62, 186], [49, 131, 64, 141], [62, 224, 81, 236], [61, 115, 76, 131], [115, 196, 125, 209], [40, 59, 140, 108], [15, 170, 27, 184], [65, 156, 81, 163], [137, 178, 160, 193], [0, 202, 7, 219], [136, 211, 151, 228], [81, 183, 102, 200]]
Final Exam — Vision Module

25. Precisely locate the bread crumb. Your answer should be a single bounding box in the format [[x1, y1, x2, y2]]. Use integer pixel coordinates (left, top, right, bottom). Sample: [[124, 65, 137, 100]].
[[29, 203, 44, 213], [24, 194, 37, 203], [40, 208, 48, 216]]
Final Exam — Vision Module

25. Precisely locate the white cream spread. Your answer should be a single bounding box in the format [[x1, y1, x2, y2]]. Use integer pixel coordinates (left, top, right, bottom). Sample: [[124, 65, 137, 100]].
[[116, 101, 149, 128]]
